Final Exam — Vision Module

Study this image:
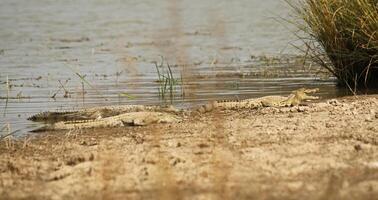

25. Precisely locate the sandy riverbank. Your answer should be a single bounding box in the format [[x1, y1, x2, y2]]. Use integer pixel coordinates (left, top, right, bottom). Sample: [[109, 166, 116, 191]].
[[1, 95, 378, 200]]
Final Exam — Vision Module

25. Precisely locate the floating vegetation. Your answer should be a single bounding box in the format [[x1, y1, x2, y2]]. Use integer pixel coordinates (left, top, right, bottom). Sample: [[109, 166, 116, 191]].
[[71, 69, 94, 91], [66, 65, 134, 100], [288, 0, 378, 88], [62, 64, 103, 101], [50, 36, 90, 43], [50, 79, 71, 99], [7, 76, 42, 82], [118, 92, 136, 99], [0, 92, 31, 100], [154, 57, 182, 101]]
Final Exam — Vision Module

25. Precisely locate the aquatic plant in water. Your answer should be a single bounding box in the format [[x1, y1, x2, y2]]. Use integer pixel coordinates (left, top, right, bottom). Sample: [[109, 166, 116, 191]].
[[288, 0, 378, 89], [154, 58, 182, 101]]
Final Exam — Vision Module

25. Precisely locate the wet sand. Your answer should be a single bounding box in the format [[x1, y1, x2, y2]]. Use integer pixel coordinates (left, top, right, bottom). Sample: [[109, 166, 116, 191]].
[[1, 95, 377, 200]]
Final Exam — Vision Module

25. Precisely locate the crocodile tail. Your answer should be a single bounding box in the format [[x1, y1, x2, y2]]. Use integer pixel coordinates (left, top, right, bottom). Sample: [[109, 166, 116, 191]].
[[27, 111, 79, 123], [27, 111, 51, 122], [216, 99, 242, 103]]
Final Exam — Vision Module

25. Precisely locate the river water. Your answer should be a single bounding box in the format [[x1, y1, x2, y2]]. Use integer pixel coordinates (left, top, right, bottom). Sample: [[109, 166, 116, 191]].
[[0, 0, 346, 135]]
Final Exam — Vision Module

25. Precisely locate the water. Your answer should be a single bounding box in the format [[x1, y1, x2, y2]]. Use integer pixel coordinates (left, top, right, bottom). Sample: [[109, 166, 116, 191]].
[[0, 0, 346, 135]]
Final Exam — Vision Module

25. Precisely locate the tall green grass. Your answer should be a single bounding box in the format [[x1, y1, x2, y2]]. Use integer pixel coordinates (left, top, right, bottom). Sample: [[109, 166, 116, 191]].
[[154, 58, 182, 101], [288, 0, 378, 88]]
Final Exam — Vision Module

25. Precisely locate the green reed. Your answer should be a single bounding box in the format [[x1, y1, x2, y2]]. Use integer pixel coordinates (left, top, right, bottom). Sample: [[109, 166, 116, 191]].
[[288, 0, 378, 88], [154, 58, 182, 101]]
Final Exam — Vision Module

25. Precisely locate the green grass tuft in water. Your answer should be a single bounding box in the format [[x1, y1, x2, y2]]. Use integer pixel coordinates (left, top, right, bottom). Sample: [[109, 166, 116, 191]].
[[154, 57, 182, 102]]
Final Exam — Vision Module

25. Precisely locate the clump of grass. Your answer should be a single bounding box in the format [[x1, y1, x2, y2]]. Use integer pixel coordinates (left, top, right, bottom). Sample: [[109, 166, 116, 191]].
[[154, 58, 182, 101], [288, 0, 378, 88]]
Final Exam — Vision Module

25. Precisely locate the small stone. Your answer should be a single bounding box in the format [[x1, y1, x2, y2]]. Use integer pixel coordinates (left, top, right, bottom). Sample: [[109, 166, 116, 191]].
[[89, 153, 95, 161], [66, 156, 85, 166], [168, 140, 177, 148], [375, 113, 378, 119], [170, 157, 184, 166], [327, 99, 340, 106], [354, 144, 362, 151], [80, 140, 98, 146], [325, 122, 335, 128], [297, 107, 306, 112], [365, 117, 373, 122], [365, 161, 378, 169], [198, 143, 210, 148], [287, 181, 304, 191]]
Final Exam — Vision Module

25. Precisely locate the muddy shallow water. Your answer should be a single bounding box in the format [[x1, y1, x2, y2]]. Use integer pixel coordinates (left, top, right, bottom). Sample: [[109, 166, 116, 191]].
[[0, 0, 352, 135]]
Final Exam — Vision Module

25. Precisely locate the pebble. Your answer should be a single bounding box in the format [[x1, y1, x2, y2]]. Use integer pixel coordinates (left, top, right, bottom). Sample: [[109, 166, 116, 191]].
[[325, 122, 336, 128], [327, 99, 340, 106], [287, 181, 304, 191], [365, 161, 378, 169], [354, 144, 362, 151], [365, 117, 373, 122], [297, 106, 306, 112]]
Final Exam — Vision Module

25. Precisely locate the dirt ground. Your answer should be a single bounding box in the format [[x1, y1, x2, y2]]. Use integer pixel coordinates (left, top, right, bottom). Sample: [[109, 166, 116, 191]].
[[1, 95, 378, 200]]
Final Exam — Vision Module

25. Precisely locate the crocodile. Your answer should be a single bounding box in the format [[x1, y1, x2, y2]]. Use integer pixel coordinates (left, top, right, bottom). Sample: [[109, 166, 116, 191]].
[[28, 105, 181, 123], [34, 111, 181, 131], [28, 88, 319, 131], [194, 88, 319, 112]]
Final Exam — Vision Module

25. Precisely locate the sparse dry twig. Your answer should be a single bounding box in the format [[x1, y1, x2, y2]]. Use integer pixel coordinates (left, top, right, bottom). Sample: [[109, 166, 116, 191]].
[[51, 79, 70, 99]]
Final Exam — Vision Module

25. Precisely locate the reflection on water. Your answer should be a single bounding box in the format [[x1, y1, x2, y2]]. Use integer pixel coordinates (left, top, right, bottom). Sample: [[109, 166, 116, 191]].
[[0, 0, 347, 135]]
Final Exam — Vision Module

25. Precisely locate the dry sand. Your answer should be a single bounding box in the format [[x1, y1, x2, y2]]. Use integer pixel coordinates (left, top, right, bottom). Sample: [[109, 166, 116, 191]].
[[1, 95, 378, 200]]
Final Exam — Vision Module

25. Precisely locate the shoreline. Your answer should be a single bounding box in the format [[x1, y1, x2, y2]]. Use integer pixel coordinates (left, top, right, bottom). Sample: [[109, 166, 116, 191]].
[[1, 95, 378, 199]]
